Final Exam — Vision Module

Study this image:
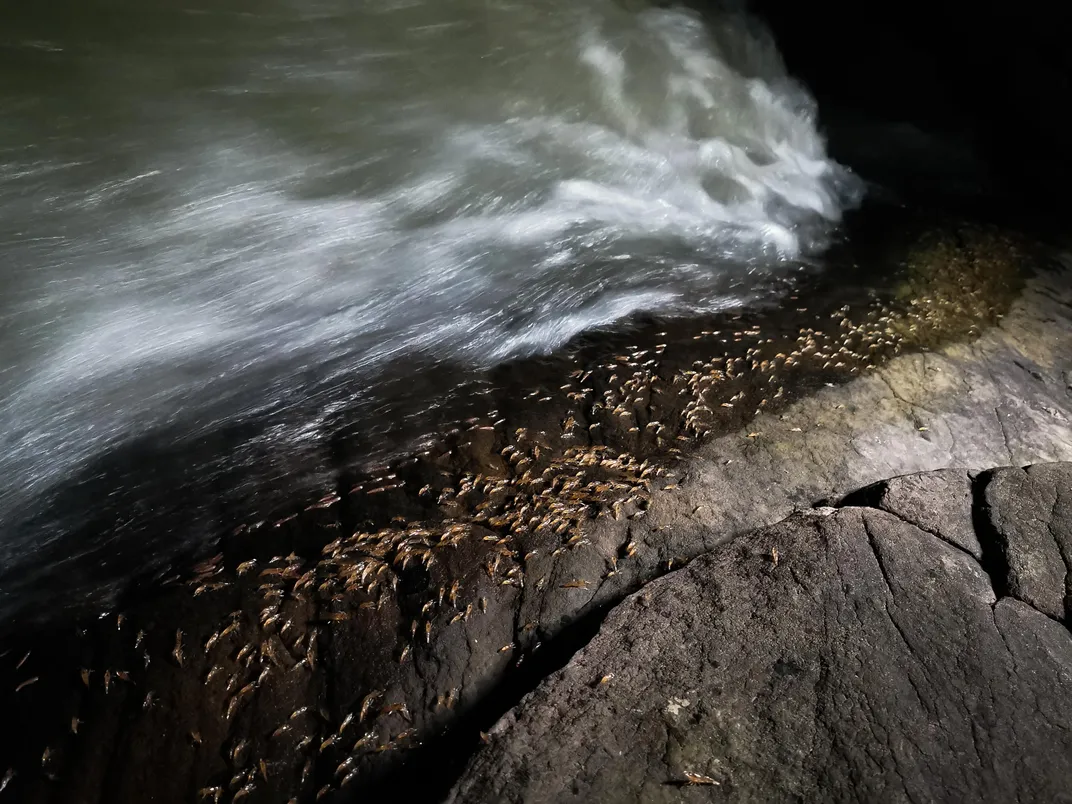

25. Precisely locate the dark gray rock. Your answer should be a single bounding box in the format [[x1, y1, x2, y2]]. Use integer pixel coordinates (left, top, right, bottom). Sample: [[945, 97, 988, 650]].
[[448, 503, 1072, 804], [846, 468, 981, 558], [981, 463, 1072, 622]]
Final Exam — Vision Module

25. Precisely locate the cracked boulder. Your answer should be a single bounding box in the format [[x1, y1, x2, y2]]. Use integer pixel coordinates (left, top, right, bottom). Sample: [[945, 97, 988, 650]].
[[980, 463, 1072, 622], [448, 475, 1072, 804], [841, 467, 982, 558]]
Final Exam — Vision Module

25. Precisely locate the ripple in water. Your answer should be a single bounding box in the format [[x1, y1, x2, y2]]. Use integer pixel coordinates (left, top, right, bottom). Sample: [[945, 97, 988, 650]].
[[0, 0, 861, 616]]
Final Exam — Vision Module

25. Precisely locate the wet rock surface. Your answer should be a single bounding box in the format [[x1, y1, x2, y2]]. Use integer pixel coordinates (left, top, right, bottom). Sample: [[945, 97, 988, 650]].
[[1, 222, 1071, 804], [449, 466, 1072, 804]]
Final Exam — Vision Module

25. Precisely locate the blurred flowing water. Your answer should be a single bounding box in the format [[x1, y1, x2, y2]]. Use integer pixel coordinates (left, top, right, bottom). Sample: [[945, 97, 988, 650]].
[[0, 0, 860, 622]]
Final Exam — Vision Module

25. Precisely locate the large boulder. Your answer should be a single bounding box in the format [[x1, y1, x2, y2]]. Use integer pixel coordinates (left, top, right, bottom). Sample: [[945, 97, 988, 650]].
[[449, 468, 1072, 803]]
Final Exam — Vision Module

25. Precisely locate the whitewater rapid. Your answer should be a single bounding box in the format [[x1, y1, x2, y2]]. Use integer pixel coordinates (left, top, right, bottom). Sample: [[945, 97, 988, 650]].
[[0, 0, 860, 597]]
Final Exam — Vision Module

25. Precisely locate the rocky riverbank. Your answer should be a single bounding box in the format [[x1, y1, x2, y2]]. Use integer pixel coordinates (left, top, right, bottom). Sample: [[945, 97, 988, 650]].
[[449, 463, 1072, 803], [1, 214, 1070, 803]]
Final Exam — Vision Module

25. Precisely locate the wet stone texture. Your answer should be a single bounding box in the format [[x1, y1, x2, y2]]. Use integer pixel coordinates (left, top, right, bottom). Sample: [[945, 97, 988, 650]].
[[843, 468, 982, 558], [980, 463, 1072, 622], [0, 225, 1071, 803], [449, 466, 1072, 804]]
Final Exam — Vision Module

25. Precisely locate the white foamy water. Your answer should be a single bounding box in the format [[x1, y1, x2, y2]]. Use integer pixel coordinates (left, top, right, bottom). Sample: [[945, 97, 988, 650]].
[[0, 0, 860, 604]]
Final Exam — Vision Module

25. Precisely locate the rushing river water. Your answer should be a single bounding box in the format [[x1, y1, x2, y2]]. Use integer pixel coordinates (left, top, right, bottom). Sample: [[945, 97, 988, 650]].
[[0, 0, 860, 621]]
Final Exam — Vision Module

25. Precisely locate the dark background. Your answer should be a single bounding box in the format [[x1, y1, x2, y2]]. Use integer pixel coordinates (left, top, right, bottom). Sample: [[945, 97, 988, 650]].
[[741, 0, 1072, 222]]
